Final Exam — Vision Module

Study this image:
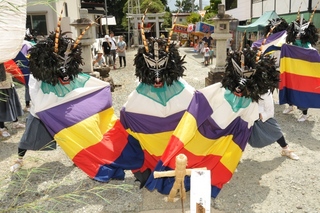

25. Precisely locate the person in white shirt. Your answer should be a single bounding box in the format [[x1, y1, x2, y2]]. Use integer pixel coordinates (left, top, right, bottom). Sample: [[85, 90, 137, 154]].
[[201, 42, 210, 66], [248, 90, 299, 160], [109, 31, 117, 69]]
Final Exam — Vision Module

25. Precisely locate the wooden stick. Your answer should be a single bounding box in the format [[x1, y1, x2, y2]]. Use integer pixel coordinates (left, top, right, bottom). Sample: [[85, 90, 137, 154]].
[[309, 1, 320, 23], [73, 21, 94, 50], [166, 5, 181, 52], [140, 3, 152, 53]]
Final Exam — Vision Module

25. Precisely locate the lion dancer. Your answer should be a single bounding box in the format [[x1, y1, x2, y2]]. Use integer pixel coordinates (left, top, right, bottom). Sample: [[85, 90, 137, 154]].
[[145, 47, 280, 198], [120, 7, 195, 187], [10, 6, 144, 179], [280, 5, 319, 122]]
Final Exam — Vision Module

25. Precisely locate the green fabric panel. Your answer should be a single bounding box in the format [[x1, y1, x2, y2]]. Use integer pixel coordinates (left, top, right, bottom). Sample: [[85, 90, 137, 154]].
[[41, 73, 90, 97]]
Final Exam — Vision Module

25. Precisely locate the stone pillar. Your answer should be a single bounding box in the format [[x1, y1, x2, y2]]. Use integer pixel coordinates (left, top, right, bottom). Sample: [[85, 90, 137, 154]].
[[205, 4, 232, 86], [155, 16, 160, 38], [133, 16, 139, 46], [70, 9, 98, 75]]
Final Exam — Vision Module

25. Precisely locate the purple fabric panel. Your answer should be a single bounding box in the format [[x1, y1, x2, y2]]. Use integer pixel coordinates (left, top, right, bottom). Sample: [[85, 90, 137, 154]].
[[197, 116, 252, 151], [280, 44, 320, 62], [37, 86, 112, 134], [187, 91, 213, 127], [21, 43, 32, 56], [252, 30, 286, 48], [120, 109, 185, 134]]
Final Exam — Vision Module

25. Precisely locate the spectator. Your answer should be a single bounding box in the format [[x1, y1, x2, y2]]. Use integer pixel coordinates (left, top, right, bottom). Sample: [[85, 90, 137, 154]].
[[109, 31, 117, 69], [201, 42, 210, 66], [117, 36, 127, 68], [202, 32, 213, 47], [92, 49, 106, 67], [0, 64, 25, 138], [102, 35, 113, 67], [226, 37, 233, 54], [209, 45, 214, 64]]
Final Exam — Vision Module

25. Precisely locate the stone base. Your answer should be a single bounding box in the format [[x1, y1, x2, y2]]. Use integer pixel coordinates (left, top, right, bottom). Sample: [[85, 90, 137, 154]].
[[205, 67, 225, 87], [87, 71, 100, 78]]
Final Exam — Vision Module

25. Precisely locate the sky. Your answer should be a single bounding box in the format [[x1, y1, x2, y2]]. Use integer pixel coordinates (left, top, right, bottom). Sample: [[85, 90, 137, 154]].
[[168, 0, 210, 10]]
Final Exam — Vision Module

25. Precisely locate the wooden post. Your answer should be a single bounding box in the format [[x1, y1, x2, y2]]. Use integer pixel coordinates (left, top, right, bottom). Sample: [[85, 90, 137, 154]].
[[153, 154, 206, 202]]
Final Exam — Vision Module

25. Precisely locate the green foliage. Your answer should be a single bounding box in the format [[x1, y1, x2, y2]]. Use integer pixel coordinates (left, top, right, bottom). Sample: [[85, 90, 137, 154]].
[[162, 11, 172, 28], [122, 0, 166, 31], [207, 0, 222, 14], [202, 5, 215, 24], [160, 0, 168, 5], [187, 12, 201, 24], [141, 0, 165, 13]]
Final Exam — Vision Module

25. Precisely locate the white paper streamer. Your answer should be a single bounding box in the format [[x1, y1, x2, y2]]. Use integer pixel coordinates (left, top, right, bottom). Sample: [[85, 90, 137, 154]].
[[0, 0, 27, 63]]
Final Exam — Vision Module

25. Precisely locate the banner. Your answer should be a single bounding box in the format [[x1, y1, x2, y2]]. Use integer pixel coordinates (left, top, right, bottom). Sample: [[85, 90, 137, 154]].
[[187, 24, 195, 32], [195, 22, 214, 34], [173, 24, 188, 33]]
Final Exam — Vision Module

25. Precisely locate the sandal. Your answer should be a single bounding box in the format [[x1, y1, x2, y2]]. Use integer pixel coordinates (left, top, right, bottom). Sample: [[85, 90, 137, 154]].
[[0, 127, 10, 137], [281, 149, 299, 160], [10, 159, 23, 172], [12, 122, 25, 129]]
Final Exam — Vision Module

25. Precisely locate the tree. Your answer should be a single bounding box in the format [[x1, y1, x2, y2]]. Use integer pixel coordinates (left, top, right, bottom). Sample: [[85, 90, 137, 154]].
[[202, 5, 215, 24], [140, 0, 165, 13], [121, 0, 166, 30], [174, 0, 197, 13], [186, 12, 201, 24], [161, 11, 172, 29], [160, 0, 167, 6], [207, 0, 222, 14]]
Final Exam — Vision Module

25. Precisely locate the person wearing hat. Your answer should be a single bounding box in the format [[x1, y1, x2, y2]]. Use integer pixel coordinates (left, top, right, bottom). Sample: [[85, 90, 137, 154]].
[[102, 35, 114, 68], [92, 49, 106, 67]]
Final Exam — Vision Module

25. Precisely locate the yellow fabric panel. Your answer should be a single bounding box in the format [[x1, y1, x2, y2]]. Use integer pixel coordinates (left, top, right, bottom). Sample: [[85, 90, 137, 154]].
[[183, 128, 242, 172], [219, 142, 243, 173], [173, 112, 198, 145], [127, 129, 173, 156], [280, 57, 320, 77], [55, 107, 117, 159]]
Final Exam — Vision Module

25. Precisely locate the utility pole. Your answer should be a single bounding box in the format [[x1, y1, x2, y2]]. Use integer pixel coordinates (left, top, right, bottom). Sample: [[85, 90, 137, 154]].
[[104, 0, 109, 35], [192, 0, 195, 12], [199, 0, 203, 10]]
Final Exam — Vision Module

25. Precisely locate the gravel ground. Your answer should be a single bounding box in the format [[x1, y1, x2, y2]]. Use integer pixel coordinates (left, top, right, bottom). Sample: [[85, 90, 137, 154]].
[[0, 47, 320, 213]]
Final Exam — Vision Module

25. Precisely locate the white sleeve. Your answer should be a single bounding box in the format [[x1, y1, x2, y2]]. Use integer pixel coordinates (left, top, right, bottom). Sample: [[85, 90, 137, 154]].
[[260, 92, 274, 122], [28, 75, 41, 117]]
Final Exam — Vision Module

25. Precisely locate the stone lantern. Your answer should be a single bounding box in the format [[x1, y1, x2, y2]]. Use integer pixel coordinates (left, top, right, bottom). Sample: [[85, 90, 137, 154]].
[[205, 4, 232, 86], [70, 9, 98, 77]]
